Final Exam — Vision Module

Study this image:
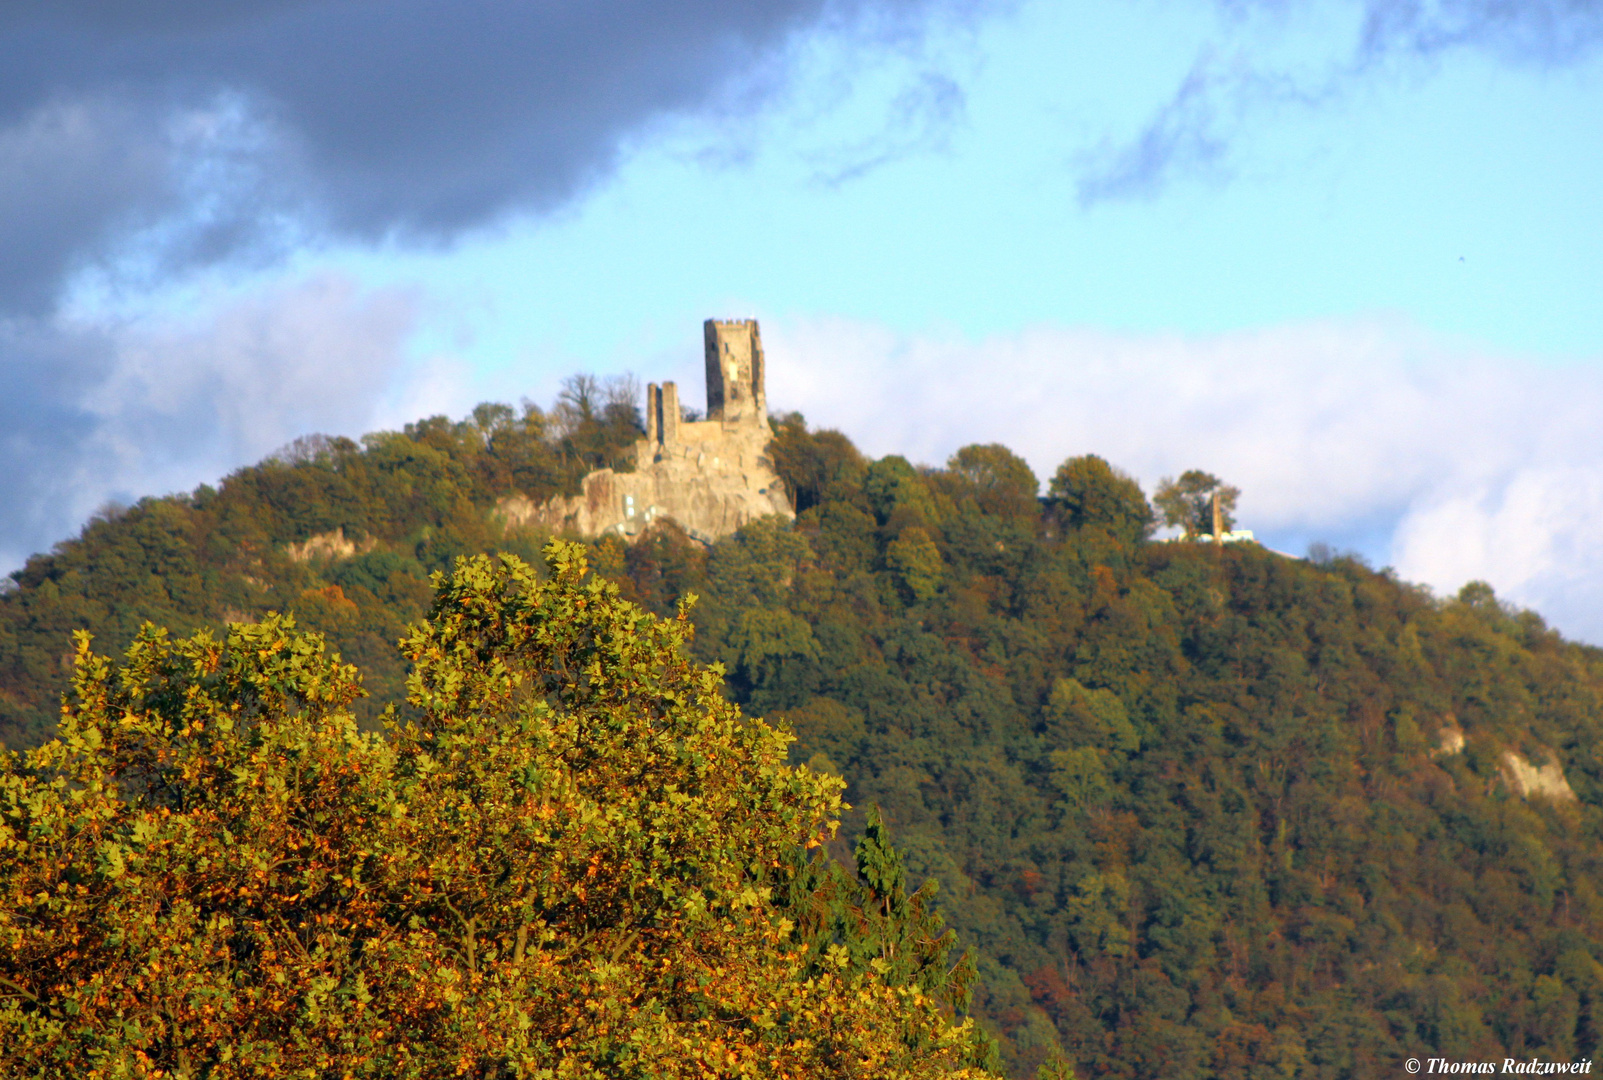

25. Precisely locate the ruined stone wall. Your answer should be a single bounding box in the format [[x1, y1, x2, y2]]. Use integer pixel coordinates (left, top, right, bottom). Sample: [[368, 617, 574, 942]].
[[498, 319, 793, 545]]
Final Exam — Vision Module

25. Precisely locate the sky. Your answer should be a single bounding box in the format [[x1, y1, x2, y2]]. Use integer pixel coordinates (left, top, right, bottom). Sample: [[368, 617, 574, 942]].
[[3, 0, 1603, 636]]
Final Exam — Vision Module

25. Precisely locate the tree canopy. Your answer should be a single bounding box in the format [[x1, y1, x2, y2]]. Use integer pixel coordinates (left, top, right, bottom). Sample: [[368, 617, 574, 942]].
[[6, 401, 1603, 1078], [0, 542, 994, 1079], [1047, 455, 1154, 546], [1152, 470, 1239, 539]]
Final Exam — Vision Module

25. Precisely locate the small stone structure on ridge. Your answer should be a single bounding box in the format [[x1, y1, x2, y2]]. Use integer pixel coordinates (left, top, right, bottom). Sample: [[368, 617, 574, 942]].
[[497, 319, 794, 544]]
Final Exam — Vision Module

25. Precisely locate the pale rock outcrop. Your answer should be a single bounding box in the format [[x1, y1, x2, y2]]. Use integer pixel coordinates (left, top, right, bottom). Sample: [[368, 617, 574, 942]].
[[1434, 720, 1466, 757], [498, 319, 793, 545], [1500, 750, 1577, 802], [285, 528, 374, 562]]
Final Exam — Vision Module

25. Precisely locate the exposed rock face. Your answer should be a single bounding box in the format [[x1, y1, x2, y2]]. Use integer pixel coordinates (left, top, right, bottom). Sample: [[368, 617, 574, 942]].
[[1501, 749, 1577, 802], [285, 528, 374, 562], [500, 319, 793, 544], [1434, 719, 1466, 757]]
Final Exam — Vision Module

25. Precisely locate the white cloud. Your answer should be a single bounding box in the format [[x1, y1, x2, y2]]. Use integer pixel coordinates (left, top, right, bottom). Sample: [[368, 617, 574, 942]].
[[16, 296, 1603, 645], [367, 352, 482, 435], [91, 275, 418, 467], [1392, 466, 1603, 637], [764, 314, 1603, 642], [0, 274, 440, 572]]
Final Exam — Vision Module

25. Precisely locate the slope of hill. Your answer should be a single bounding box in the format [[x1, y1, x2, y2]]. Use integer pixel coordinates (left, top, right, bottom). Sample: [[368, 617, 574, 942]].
[[0, 391, 643, 746], [5, 402, 1603, 1079]]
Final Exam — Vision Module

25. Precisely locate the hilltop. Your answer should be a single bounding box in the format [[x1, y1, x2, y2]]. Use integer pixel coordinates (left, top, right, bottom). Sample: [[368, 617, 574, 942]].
[[4, 375, 1603, 1078]]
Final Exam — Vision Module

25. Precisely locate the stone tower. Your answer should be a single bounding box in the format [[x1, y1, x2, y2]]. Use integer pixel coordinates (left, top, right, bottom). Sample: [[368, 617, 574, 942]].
[[703, 319, 767, 425], [643, 381, 680, 447]]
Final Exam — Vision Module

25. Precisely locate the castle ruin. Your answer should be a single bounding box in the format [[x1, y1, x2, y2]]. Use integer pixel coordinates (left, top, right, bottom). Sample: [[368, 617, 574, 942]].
[[497, 319, 794, 544]]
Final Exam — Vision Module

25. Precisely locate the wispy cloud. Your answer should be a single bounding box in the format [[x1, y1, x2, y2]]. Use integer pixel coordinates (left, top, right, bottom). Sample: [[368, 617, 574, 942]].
[[1354, 0, 1603, 66], [764, 314, 1603, 642], [1074, 60, 1233, 206], [1076, 0, 1603, 206], [808, 70, 968, 185]]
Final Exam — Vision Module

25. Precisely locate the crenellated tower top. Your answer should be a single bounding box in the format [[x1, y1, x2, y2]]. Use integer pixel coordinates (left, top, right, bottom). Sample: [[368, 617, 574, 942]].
[[703, 319, 766, 426]]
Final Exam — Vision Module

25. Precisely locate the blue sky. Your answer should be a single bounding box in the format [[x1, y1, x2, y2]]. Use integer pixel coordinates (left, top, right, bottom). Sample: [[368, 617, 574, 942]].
[[5, 0, 1603, 636], [332, 0, 1603, 362]]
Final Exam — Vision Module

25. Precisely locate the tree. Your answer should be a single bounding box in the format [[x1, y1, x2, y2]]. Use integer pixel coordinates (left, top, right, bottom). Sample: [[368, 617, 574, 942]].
[[0, 541, 994, 1079], [1152, 470, 1238, 539], [768, 412, 867, 514], [864, 456, 940, 532], [1046, 455, 1153, 545], [780, 806, 1000, 1072], [840, 806, 980, 1009], [943, 445, 1040, 525], [887, 527, 945, 604], [556, 372, 603, 424], [555, 373, 644, 473]]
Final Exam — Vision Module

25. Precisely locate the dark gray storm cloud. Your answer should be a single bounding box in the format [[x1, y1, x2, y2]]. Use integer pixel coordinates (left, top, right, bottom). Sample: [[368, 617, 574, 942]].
[[0, 317, 117, 545], [0, 0, 969, 311], [0, 0, 972, 570], [1079, 0, 1603, 206]]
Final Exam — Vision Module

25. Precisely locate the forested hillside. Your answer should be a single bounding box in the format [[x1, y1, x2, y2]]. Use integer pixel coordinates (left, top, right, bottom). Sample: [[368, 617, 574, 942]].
[[0, 381, 645, 746], [5, 394, 1603, 1079]]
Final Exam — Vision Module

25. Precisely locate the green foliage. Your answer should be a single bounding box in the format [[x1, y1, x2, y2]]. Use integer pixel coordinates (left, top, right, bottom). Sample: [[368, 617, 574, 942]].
[[887, 527, 945, 604], [9, 407, 1603, 1079], [849, 806, 978, 1007], [769, 412, 867, 514], [1045, 678, 1139, 755], [780, 804, 995, 1068], [1047, 454, 1153, 546], [0, 542, 994, 1078], [0, 386, 645, 748], [1153, 469, 1239, 538], [939, 445, 1040, 527], [866, 456, 941, 532]]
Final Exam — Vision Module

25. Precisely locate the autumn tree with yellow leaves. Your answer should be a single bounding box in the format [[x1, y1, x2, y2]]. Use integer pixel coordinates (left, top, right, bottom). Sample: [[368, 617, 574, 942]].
[[0, 541, 998, 1079]]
